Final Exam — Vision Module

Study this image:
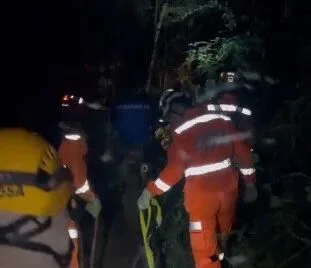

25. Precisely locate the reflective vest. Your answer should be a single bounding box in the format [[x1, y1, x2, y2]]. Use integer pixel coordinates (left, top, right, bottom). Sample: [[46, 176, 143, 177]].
[[147, 109, 256, 210]]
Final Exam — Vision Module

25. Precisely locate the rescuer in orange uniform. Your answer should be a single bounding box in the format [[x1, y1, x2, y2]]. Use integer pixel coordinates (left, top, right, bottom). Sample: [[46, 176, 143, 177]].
[[206, 71, 254, 149], [138, 89, 257, 268], [59, 95, 101, 268]]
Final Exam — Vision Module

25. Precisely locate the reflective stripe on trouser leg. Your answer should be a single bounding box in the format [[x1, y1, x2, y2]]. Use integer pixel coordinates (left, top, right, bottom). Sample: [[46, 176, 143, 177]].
[[68, 229, 79, 239], [69, 237, 79, 268], [189, 220, 223, 268], [68, 228, 79, 268], [68, 220, 79, 268]]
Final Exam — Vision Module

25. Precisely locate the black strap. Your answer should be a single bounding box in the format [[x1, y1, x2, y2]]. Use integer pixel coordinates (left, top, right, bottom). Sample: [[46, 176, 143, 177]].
[[0, 215, 73, 268], [0, 169, 66, 191], [35, 166, 73, 191], [0, 216, 51, 241], [210, 254, 220, 262], [214, 105, 222, 112], [236, 106, 242, 112], [35, 168, 55, 191], [0, 216, 34, 233], [0, 172, 34, 185], [0, 237, 73, 268]]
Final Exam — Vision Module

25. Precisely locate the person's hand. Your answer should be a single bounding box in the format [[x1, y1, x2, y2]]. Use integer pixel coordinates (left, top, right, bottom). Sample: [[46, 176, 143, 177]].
[[79, 190, 96, 203], [85, 101, 104, 110], [100, 149, 114, 163], [85, 198, 102, 218], [244, 183, 258, 203], [137, 189, 151, 210], [71, 198, 77, 209]]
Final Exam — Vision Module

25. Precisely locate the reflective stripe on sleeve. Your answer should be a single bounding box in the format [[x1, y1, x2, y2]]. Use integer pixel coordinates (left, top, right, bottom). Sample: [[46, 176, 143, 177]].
[[185, 158, 231, 177], [240, 168, 256, 176], [175, 114, 231, 134], [75, 180, 90, 194], [218, 253, 225, 261], [64, 134, 81, 141], [207, 104, 216, 111], [68, 228, 78, 239], [241, 108, 252, 115], [154, 178, 171, 193], [220, 104, 237, 112], [189, 221, 202, 231], [207, 104, 252, 116]]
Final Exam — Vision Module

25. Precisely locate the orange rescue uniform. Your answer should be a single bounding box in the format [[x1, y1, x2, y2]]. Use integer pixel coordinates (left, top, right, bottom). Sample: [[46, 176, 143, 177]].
[[206, 93, 254, 149], [147, 107, 256, 268], [59, 134, 94, 268]]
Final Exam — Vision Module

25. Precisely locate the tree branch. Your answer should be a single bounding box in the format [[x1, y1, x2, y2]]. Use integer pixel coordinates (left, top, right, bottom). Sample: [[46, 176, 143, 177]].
[[145, 3, 168, 93], [166, 3, 217, 25], [276, 244, 311, 268]]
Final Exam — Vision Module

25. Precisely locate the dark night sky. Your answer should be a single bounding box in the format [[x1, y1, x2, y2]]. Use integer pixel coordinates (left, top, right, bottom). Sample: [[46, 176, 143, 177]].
[[3, 0, 153, 125], [2, 0, 309, 129]]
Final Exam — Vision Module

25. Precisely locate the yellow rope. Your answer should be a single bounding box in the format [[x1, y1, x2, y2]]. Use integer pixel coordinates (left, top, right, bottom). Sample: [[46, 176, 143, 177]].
[[139, 198, 162, 268]]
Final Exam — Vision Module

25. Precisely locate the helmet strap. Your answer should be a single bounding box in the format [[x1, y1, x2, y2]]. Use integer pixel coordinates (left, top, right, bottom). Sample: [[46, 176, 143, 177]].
[[170, 103, 186, 118]]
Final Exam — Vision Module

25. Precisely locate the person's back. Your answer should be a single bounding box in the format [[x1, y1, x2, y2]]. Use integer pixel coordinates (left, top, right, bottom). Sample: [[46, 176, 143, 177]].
[[0, 128, 73, 268], [173, 110, 240, 209], [206, 92, 254, 148]]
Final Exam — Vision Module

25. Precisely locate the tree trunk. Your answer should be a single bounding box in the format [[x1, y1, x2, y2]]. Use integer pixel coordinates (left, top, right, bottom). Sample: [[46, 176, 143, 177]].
[[145, 3, 168, 93]]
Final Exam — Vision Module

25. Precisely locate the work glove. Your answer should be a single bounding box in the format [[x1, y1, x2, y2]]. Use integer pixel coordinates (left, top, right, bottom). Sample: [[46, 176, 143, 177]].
[[100, 149, 114, 163], [85, 101, 104, 110], [85, 197, 102, 218], [244, 183, 258, 203], [137, 189, 151, 210]]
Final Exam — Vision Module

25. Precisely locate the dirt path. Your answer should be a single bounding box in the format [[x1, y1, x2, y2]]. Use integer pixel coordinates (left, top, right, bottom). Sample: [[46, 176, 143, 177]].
[[102, 171, 147, 268]]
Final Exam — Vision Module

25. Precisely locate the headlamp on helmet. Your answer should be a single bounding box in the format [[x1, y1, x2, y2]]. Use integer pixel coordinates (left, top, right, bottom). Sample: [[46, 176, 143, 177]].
[[221, 72, 237, 83], [61, 94, 84, 108]]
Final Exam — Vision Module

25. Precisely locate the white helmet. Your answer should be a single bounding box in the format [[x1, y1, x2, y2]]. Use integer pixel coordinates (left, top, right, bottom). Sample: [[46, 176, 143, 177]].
[[159, 89, 191, 120]]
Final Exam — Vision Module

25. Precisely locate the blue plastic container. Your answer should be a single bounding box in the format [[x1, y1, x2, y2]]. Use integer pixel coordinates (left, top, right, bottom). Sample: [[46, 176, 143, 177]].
[[113, 95, 156, 147]]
